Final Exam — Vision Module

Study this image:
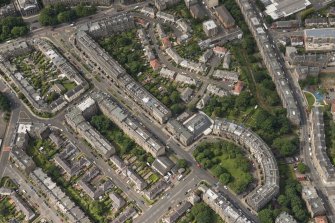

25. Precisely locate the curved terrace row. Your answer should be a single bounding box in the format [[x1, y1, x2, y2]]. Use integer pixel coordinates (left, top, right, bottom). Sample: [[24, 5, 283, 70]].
[[212, 118, 279, 211]]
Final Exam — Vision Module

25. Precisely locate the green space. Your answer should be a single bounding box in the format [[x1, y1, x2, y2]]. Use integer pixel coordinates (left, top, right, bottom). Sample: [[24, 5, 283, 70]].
[[203, 0, 299, 158], [178, 202, 224, 223], [0, 197, 24, 222], [39, 3, 96, 26], [304, 92, 315, 108], [99, 30, 147, 77], [0, 16, 28, 43], [61, 80, 76, 91], [166, 2, 206, 61], [297, 162, 309, 174], [204, 0, 309, 222], [99, 30, 186, 115], [26, 138, 123, 222], [299, 76, 319, 89], [90, 113, 159, 185], [193, 141, 253, 194], [166, 2, 192, 19], [0, 177, 18, 190], [324, 108, 335, 165], [175, 39, 203, 61], [13, 50, 76, 104], [258, 163, 309, 223], [0, 92, 10, 112]]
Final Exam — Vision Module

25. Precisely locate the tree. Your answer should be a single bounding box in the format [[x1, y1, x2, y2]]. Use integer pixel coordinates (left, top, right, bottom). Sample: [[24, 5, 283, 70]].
[[272, 137, 298, 157], [191, 203, 215, 223], [219, 173, 231, 185], [258, 208, 274, 223], [297, 162, 308, 174], [0, 92, 10, 112], [11, 26, 27, 37], [177, 159, 188, 169], [90, 115, 111, 133], [212, 165, 225, 178]]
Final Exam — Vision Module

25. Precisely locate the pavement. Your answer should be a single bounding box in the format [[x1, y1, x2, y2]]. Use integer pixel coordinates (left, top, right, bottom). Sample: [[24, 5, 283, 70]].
[[0, 80, 22, 179]]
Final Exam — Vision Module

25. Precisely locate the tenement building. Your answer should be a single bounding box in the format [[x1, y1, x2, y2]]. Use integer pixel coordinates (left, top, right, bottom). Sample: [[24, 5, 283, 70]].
[[310, 107, 335, 185], [304, 28, 335, 52], [65, 92, 165, 157], [15, 0, 40, 16], [75, 15, 171, 124], [203, 188, 252, 223], [213, 119, 279, 211], [235, 0, 301, 125], [42, 0, 111, 6]]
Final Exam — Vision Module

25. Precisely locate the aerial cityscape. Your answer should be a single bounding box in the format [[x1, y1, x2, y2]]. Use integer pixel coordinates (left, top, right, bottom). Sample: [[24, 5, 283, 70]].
[[0, 0, 335, 222]]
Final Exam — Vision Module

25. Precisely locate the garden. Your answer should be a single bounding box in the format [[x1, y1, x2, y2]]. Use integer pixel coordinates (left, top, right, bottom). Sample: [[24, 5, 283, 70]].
[[99, 29, 186, 115], [12, 50, 76, 104], [26, 137, 130, 222], [193, 141, 253, 194], [178, 202, 224, 223]]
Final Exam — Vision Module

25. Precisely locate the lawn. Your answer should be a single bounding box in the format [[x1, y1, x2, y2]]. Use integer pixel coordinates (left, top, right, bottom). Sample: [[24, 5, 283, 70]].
[[304, 91, 315, 108], [62, 81, 76, 91], [0, 177, 18, 190], [193, 141, 253, 194]]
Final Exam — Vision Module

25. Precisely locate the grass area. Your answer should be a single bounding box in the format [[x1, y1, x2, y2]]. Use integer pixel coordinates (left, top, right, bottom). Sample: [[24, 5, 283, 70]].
[[0, 177, 18, 190], [304, 92, 315, 108], [178, 202, 224, 223], [175, 39, 203, 61], [0, 197, 24, 222], [193, 141, 253, 194], [62, 81, 76, 91], [13, 51, 59, 97]]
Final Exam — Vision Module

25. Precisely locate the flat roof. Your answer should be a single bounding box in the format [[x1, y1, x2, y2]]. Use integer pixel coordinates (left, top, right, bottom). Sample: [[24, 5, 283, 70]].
[[304, 28, 335, 38]]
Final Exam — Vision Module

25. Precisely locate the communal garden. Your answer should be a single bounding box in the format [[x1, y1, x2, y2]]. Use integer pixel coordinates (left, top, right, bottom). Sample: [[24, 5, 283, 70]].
[[193, 141, 253, 194], [12, 50, 76, 104], [90, 113, 161, 186]]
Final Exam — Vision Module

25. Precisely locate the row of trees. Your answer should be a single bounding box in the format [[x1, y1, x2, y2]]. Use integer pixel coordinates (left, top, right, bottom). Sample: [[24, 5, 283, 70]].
[[0, 92, 10, 112], [39, 3, 97, 26], [0, 16, 28, 42], [259, 179, 309, 223]]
